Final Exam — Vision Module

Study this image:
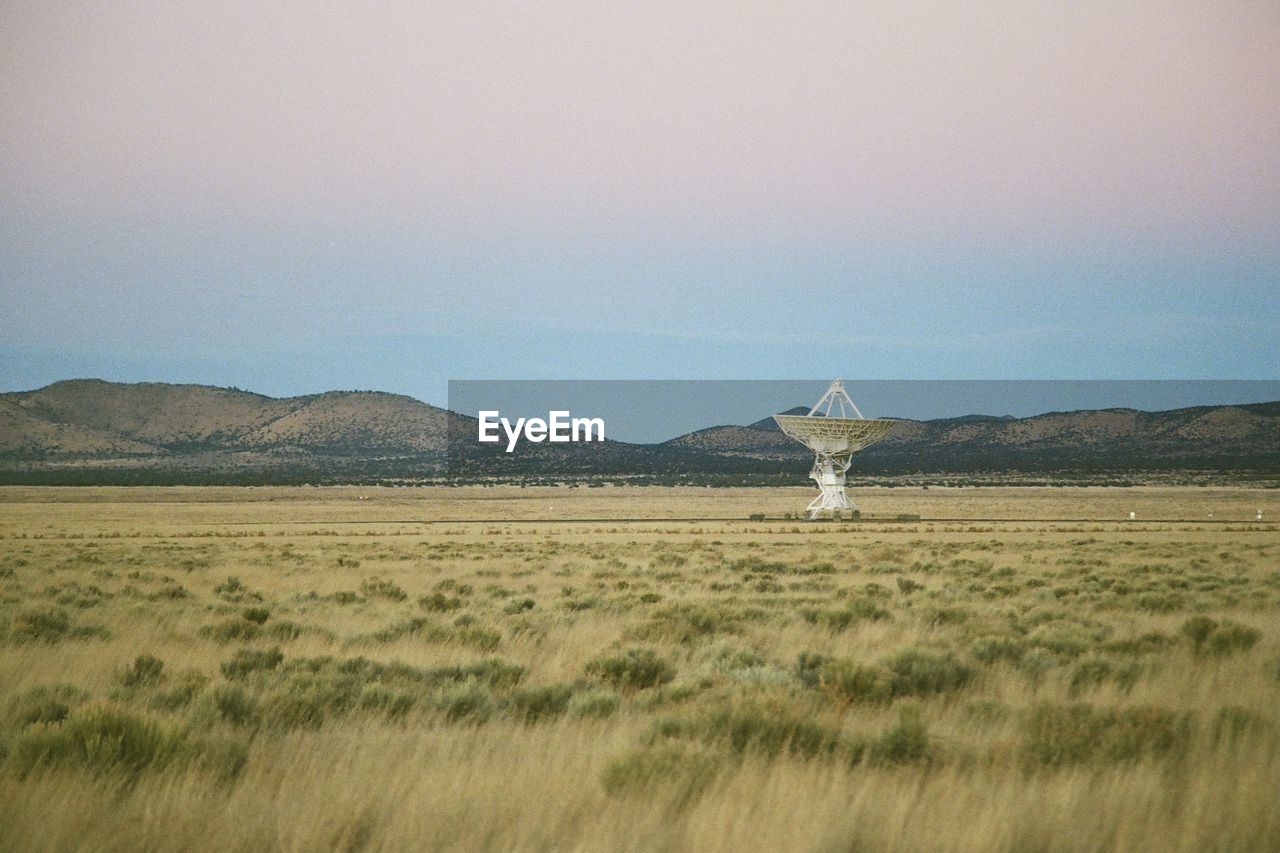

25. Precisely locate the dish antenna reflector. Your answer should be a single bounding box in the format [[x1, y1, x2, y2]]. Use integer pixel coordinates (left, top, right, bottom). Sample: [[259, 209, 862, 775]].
[[773, 380, 896, 519]]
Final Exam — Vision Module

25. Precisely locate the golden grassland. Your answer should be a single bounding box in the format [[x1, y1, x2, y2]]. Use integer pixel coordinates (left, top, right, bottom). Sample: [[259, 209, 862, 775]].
[[0, 485, 1278, 852]]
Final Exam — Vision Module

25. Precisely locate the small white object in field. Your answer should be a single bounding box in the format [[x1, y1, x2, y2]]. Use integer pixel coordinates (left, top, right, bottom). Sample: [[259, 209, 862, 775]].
[[1129, 511, 1136, 520]]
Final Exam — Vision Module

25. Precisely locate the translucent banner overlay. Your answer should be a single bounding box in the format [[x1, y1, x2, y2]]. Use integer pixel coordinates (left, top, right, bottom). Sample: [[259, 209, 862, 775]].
[[445, 379, 1280, 481]]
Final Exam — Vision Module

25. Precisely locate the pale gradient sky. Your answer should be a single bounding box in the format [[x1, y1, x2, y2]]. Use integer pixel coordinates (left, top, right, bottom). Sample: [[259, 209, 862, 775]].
[[2, 1, 1277, 405]]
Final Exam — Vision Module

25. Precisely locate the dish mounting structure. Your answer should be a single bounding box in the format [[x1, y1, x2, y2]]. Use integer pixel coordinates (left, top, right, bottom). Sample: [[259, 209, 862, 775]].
[[773, 380, 895, 519]]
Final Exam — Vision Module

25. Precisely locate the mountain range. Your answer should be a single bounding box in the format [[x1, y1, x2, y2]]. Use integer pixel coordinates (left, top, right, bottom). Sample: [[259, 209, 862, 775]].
[[1, 379, 1277, 484]]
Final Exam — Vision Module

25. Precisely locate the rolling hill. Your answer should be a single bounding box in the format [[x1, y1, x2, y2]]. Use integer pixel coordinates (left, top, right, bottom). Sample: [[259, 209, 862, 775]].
[[1, 379, 1277, 483]]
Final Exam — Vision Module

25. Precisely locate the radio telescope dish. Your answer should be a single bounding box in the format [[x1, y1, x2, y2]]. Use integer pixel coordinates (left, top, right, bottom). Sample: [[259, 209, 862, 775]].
[[774, 380, 895, 519]]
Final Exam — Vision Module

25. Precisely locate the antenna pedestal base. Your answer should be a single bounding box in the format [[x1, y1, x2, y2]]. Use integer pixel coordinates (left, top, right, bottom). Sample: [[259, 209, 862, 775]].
[[806, 454, 856, 520]]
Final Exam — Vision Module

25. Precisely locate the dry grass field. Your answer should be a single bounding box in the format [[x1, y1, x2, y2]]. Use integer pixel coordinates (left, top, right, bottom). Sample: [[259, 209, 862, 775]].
[[1, 485, 1278, 852]]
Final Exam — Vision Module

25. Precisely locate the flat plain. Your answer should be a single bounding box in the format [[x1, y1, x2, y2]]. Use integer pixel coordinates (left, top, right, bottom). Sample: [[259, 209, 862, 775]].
[[1, 485, 1278, 852]]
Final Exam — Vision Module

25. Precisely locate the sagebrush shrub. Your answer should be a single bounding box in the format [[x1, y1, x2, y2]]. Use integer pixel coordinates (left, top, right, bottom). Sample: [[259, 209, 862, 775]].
[[8, 684, 88, 727], [1021, 703, 1192, 767], [360, 577, 407, 602], [261, 693, 327, 730], [117, 654, 166, 688], [630, 604, 740, 644], [653, 703, 851, 762], [869, 707, 932, 765], [817, 658, 892, 704], [969, 635, 1027, 664], [1180, 617, 1262, 656], [568, 688, 620, 719], [882, 647, 973, 698], [436, 683, 496, 723], [1068, 655, 1141, 696], [210, 685, 258, 726], [1179, 616, 1217, 652], [511, 684, 574, 722], [8, 704, 181, 779], [799, 598, 890, 633], [221, 647, 284, 680], [241, 607, 271, 625], [896, 577, 924, 595], [199, 619, 262, 643], [418, 592, 462, 612], [586, 648, 676, 690], [10, 608, 70, 643], [214, 576, 261, 603], [602, 744, 719, 808], [1210, 706, 1274, 746], [1205, 622, 1261, 656], [149, 672, 208, 712]]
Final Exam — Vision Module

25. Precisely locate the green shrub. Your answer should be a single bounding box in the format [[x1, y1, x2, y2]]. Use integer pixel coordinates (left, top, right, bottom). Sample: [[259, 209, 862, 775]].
[[117, 654, 165, 689], [9, 684, 88, 727], [920, 606, 972, 627], [568, 688, 620, 719], [148, 583, 190, 601], [799, 598, 889, 633], [1180, 617, 1262, 656], [869, 706, 931, 765], [210, 685, 258, 726], [357, 686, 418, 719], [1018, 649, 1058, 687], [370, 617, 448, 643], [1179, 616, 1217, 652], [795, 652, 832, 688], [242, 607, 271, 625], [149, 672, 208, 712], [7, 704, 182, 779], [360, 577, 407, 602], [214, 576, 260, 603], [436, 683, 496, 723], [817, 658, 892, 704], [1210, 706, 1274, 746], [264, 620, 306, 641], [434, 579, 473, 596], [1205, 621, 1261, 656], [1266, 657, 1280, 682], [1068, 655, 1141, 695], [653, 703, 849, 761], [9, 608, 71, 643], [896, 577, 924, 595], [882, 647, 973, 698], [260, 693, 327, 730], [199, 618, 262, 643], [1101, 632, 1173, 655], [969, 635, 1027, 664], [631, 604, 739, 644], [602, 745, 720, 807], [1027, 623, 1101, 658], [418, 593, 463, 612], [511, 684, 574, 722], [454, 626, 502, 651], [1022, 703, 1192, 767], [586, 648, 676, 690], [221, 647, 284, 680], [503, 597, 536, 615]]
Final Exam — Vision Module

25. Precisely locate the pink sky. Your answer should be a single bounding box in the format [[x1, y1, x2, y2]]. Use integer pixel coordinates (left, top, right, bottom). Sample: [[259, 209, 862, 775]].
[[4, 1, 1278, 240], [1, 2, 1277, 392]]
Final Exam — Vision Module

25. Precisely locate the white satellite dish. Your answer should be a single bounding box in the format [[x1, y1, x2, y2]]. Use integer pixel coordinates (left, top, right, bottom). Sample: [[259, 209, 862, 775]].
[[774, 379, 896, 519]]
